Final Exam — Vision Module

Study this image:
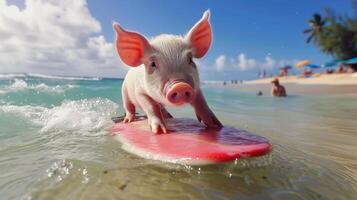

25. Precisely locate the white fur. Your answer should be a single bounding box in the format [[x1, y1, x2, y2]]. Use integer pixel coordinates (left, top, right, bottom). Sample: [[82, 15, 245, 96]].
[[117, 10, 222, 133], [123, 34, 200, 107]]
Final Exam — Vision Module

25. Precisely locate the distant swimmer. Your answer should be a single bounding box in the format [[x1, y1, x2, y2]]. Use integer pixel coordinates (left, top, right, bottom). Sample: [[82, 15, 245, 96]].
[[271, 78, 287, 97], [257, 91, 263, 96]]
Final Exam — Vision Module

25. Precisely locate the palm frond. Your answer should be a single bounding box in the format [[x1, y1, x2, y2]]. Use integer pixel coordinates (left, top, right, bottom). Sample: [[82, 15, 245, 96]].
[[304, 29, 313, 34], [306, 33, 316, 43]]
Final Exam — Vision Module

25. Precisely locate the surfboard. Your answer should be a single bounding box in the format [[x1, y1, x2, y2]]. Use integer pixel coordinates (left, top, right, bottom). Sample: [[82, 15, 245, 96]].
[[110, 118, 272, 165]]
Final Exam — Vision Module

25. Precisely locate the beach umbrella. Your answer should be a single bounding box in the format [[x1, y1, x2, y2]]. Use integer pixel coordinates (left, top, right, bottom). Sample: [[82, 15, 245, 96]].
[[344, 57, 357, 65], [304, 64, 320, 69], [296, 60, 310, 68], [322, 59, 342, 68]]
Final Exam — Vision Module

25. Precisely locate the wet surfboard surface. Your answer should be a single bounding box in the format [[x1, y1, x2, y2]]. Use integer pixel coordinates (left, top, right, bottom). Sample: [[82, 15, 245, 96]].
[[110, 118, 272, 165]]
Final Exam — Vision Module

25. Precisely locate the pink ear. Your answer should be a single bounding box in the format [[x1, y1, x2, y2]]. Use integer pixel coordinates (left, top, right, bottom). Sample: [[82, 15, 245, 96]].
[[185, 10, 212, 58], [113, 23, 150, 67]]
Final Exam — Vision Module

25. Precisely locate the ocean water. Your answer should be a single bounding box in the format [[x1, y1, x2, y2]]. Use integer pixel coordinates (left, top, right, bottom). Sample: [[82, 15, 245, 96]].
[[0, 74, 356, 199]]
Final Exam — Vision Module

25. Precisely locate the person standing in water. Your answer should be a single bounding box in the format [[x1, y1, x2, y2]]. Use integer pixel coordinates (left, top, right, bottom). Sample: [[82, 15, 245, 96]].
[[271, 78, 287, 97]]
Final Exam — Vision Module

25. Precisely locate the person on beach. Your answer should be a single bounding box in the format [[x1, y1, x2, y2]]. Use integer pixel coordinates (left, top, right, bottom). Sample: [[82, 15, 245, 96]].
[[271, 78, 287, 97], [347, 64, 357, 73], [336, 64, 346, 73]]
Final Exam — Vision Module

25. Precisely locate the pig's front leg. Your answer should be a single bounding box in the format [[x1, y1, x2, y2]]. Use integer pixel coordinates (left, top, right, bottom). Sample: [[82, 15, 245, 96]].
[[161, 107, 173, 119], [123, 104, 135, 123], [191, 90, 222, 128], [137, 94, 167, 133], [122, 85, 136, 123]]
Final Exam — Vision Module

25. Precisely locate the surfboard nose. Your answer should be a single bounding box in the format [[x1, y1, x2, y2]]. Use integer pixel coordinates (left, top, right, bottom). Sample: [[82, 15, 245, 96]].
[[166, 82, 195, 106]]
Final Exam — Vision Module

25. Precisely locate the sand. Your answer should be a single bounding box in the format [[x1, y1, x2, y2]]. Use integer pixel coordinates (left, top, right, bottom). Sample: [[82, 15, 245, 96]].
[[245, 73, 357, 85], [205, 73, 357, 95]]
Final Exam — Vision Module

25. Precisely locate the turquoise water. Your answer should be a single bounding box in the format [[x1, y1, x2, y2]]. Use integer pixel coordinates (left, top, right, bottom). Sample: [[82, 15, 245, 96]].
[[0, 74, 356, 199]]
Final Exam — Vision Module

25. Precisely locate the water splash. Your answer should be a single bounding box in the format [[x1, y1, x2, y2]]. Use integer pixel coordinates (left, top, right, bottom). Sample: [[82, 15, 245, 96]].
[[46, 160, 74, 182], [0, 98, 118, 135], [46, 160, 91, 184]]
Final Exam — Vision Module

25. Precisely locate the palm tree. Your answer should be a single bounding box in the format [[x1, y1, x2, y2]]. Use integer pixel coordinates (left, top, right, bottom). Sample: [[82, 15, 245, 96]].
[[303, 13, 327, 44]]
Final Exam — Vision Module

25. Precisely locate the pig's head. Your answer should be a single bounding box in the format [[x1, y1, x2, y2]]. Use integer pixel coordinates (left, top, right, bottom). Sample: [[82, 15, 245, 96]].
[[113, 10, 212, 106]]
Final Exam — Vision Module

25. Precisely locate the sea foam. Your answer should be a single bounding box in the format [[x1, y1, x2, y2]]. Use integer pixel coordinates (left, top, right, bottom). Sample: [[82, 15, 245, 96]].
[[27, 73, 102, 81], [0, 73, 27, 80], [0, 73, 101, 81], [0, 79, 77, 94], [0, 98, 118, 135]]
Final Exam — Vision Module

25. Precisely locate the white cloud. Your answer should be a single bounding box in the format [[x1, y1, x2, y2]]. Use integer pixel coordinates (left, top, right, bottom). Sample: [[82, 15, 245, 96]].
[[0, 0, 126, 77], [214, 53, 295, 72], [215, 55, 226, 71], [234, 53, 257, 71], [264, 56, 275, 69]]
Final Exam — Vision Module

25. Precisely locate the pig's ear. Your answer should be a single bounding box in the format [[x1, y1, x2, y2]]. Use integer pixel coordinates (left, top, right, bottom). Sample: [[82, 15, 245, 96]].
[[113, 23, 151, 67], [185, 10, 212, 58]]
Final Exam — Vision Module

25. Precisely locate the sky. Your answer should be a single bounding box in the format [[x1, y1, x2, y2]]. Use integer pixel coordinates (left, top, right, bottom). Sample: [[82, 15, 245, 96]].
[[0, 0, 355, 80]]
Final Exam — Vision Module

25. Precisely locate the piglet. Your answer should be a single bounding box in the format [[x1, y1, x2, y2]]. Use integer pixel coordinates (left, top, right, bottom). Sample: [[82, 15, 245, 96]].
[[113, 10, 222, 133]]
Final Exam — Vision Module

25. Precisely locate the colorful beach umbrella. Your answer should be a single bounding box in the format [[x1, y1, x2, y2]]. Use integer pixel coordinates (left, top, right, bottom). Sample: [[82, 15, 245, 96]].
[[305, 64, 321, 69], [322, 59, 342, 68], [344, 57, 357, 65], [296, 60, 310, 68]]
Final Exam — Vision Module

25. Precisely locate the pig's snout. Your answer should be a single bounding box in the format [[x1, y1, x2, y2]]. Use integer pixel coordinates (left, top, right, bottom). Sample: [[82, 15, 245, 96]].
[[166, 82, 195, 106]]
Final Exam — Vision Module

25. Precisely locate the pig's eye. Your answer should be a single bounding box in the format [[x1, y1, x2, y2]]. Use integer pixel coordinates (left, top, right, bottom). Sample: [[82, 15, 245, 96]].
[[150, 61, 157, 68]]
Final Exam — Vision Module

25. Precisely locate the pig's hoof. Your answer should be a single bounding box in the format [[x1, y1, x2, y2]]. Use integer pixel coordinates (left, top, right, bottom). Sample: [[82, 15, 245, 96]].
[[205, 122, 222, 129], [200, 115, 223, 129], [148, 117, 167, 134], [123, 113, 135, 123]]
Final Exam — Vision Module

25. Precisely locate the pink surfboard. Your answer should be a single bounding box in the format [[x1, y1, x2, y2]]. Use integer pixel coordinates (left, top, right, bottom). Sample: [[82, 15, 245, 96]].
[[110, 118, 272, 165]]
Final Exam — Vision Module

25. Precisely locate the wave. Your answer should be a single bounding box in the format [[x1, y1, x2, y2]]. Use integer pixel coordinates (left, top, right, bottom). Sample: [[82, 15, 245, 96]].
[[0, 73, 101, 81], [0, 79, 77, 94], [27, 73, 102, 81], [0, 79, 27, 93], [0, 73, 27, 79], [0, 98, 118, 135]]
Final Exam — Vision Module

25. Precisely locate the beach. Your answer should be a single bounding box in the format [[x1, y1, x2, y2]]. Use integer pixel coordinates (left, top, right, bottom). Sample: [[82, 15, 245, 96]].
[[245, 73, 357, 85], [0, 74, 357, 199], [208, 73, 357, 95]]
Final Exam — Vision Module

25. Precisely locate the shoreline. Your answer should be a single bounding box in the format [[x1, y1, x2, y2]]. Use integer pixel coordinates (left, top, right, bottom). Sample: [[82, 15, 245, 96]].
[[244, 73, 357, 85], [204, 73, 357, 95]]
